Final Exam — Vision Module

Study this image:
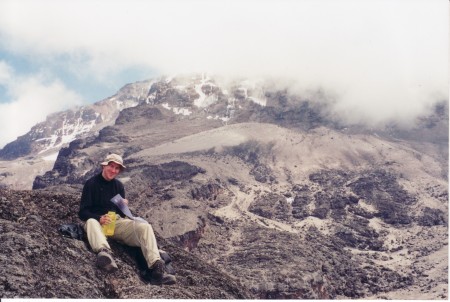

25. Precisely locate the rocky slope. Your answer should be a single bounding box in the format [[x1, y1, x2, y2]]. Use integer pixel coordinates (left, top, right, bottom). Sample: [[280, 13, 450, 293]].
[[0, 188, 251, 299], [1, 74, 448, 299]]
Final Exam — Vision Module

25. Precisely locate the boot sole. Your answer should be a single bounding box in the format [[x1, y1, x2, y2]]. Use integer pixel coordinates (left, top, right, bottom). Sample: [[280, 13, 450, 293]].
[[150, 275, 177, 285], [97, 254, 118, 273]]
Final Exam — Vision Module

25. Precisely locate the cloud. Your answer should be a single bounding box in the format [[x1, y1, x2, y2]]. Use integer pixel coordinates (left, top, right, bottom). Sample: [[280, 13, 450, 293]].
[[0, 61, 13, 84], [0, 62, 84, 147], [0, 0, 447, 140]]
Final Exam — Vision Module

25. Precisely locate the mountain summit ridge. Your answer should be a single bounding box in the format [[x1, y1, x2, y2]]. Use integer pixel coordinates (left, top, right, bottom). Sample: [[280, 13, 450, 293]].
[[1, 74, 447, 162]]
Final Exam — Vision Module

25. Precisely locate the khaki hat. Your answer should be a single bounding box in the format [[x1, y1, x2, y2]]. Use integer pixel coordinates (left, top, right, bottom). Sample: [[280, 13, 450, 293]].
[[100, 153, 126, 169]]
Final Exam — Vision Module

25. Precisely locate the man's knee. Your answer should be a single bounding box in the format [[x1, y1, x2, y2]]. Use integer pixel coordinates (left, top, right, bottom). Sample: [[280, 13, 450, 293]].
[[87, 218, 100, 225], [136, 222, 155, 235], [85, 218, 101, 230], [144, 223, 154, 232]]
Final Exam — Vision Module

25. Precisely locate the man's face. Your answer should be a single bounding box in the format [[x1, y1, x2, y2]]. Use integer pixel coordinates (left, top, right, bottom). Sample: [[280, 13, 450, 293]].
[[102, 161, 122, 181]]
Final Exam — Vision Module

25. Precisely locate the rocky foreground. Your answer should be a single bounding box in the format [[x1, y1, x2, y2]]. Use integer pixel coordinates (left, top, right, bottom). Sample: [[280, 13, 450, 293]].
[[0, 189, 252, 299]]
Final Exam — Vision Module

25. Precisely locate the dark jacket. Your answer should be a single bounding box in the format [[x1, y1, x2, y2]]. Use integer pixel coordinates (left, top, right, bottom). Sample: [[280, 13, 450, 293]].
[[79, 173, 126, 221]]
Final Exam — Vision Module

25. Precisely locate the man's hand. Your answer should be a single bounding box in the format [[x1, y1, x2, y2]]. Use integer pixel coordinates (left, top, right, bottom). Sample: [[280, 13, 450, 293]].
[[100, 214, 112, 225], [123, 198, 129, 206]]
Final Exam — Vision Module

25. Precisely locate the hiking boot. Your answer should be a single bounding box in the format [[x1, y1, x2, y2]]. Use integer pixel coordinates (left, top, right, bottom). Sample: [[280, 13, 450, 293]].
[[141, 260, 176, 285], [96, 250, 118, 273], [149, 259, 165, 280], [150, 273, 177, 285]]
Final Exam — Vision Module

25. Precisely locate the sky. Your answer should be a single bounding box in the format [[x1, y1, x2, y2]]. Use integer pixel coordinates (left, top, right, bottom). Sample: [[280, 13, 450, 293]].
[[0, 0, 448, 148]]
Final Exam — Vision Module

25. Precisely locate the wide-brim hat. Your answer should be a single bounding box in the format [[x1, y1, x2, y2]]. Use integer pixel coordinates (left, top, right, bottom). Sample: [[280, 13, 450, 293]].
[[100, 153, 126, 169]]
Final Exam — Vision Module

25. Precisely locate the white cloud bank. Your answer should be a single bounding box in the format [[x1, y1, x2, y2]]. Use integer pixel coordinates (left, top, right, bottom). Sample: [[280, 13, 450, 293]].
[[0, 0, 447, 147], [0, 62, 84, 147]]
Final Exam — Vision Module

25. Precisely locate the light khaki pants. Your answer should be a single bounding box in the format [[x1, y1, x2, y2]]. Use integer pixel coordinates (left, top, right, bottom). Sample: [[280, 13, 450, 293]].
[[84, 216, 161, 268]]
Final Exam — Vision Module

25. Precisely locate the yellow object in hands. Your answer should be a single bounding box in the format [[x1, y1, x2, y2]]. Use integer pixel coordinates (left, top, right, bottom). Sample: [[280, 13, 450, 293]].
[[102, 211, 116, 236]]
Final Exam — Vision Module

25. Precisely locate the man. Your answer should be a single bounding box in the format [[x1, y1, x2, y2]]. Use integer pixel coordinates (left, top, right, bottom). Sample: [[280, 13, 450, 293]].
[[79, 153, 176, 285]]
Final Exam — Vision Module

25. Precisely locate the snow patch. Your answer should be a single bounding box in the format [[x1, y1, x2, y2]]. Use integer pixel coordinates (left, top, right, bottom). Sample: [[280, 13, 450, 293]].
[[116, 99, 139, 110], [174, 85, 187, 91], [248, 97, 267, 106], [238, 87, 248, 98], [174, 108, 192, 116], [147, 93, 156, 104], [193, 74, 218, 108], [43, 152, 58, 161], [207, 115, 230, 122], [38, 114, 98, 154], [237, 79, 267, 107], [161, 103, 192, 116]]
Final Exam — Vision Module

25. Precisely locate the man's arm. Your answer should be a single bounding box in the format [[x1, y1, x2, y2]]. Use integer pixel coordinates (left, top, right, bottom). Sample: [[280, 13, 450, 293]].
[[78, 181, 101, 221]]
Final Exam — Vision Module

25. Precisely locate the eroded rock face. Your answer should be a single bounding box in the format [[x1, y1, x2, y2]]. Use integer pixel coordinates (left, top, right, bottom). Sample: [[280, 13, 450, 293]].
[[249, 193, 291, 222], [305, 169, 418, 226], [417, 207, 448, 226], [199, 221, 413, 299], [191, 163, 447, 299], [348, 170, 417, 225], [191, 182, 223, 201], [142, 161, 206, 184], [248, 168, 437, 253]]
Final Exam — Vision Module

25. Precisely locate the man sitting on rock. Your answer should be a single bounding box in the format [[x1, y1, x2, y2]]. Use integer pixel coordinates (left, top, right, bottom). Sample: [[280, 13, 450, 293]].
[[78, 153, 176, 285]]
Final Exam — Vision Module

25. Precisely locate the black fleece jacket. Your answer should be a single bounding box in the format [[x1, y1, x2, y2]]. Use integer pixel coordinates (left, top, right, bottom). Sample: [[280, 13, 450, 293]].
[[78, 173, 126, 221]]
